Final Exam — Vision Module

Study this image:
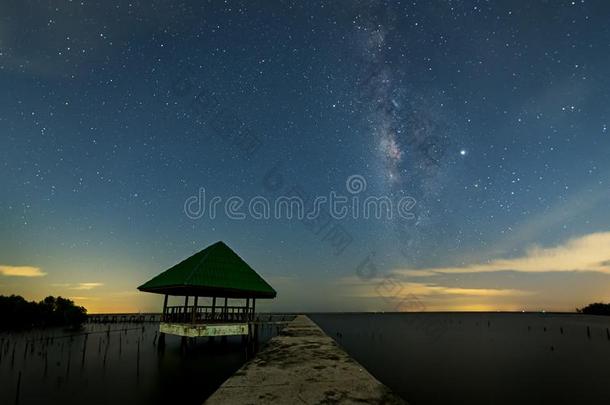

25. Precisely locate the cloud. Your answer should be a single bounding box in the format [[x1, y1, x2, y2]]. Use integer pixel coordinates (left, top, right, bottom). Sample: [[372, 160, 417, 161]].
[[337, 276, 532, 299], [395, 231, 610, 276], [71, 283, 104, 290], [428, 286, 532, 297], [459, 172, 610, 264], [108, 290, 139, 297], [0, 265, 46, 277], [51, 282, 104, 290]]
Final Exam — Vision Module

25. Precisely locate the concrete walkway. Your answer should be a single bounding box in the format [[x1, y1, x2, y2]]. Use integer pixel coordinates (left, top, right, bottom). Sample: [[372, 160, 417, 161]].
[[205, 315, 406, 404]]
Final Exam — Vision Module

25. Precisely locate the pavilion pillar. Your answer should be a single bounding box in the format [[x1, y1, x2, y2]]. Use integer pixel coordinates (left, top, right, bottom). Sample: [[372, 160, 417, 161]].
[[224, 297, 228, 321], [245, 298, 249, 322], [252, 298, 256, 321], [192, 296, 198, 323], [158, 332, 166, 352], [184, 296, 189, 323], [212, 296, 216, 321], [162, 294, 168, 322]]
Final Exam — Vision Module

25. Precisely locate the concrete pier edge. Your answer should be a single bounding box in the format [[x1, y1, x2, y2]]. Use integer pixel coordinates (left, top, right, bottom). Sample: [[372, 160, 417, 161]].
[[205, 314, 406, 404]]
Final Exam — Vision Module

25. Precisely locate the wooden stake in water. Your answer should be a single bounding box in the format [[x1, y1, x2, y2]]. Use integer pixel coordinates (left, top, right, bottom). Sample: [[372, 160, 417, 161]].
[[11, 345, 16, 369], [65, 343, 72, 378], [103, 334, 110, 368], [136, 338, 140, 378], [81, 334, 88, 369], [15, 370, 21, 405]]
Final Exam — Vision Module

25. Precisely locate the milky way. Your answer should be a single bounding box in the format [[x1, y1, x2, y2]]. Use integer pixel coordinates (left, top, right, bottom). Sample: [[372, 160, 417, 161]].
[[353, 6, 461, 263]]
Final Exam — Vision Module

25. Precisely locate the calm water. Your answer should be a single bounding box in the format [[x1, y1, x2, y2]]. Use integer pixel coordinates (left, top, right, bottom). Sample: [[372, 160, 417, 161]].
[[311, 313, 610, 405], [0, 315, 292, 405]]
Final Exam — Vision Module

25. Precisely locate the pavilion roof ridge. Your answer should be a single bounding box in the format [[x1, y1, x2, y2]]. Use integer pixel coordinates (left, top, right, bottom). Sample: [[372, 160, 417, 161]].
[[184, 241, 220, 285]]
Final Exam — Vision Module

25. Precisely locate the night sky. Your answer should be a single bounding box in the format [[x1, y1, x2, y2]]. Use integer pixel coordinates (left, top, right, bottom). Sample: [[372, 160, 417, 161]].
[[2, 1, 610, 313]]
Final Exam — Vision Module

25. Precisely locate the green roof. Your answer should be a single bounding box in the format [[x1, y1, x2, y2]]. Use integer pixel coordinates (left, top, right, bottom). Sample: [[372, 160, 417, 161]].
[[138, 241, 276, 299]]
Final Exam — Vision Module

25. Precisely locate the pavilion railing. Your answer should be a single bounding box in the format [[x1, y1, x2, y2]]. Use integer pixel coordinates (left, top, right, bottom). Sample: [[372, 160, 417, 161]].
[[162, 305, 254, 324]]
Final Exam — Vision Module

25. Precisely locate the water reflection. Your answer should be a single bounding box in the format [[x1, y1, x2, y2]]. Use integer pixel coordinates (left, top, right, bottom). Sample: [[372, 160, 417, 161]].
[[311, 313, 610, 405], [0, 315, 292, 405]]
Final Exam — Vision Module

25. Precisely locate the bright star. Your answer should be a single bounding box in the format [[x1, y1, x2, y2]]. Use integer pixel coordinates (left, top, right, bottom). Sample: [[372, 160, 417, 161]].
[[460, 149, 467, 156]]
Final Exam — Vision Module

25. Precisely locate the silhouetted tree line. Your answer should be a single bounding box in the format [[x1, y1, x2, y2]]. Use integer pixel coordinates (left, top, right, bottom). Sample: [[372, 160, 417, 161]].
[[0, 294, 87, 329], [577, 302, 610, 316]]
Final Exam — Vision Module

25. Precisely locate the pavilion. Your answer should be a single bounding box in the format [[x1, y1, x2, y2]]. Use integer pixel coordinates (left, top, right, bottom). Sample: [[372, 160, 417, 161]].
[[138, 241, 276, 339]]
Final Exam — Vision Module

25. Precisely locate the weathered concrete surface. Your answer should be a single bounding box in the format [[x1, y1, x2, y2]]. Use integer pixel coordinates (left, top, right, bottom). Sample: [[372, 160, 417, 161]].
[[205, 315, 406, 404]]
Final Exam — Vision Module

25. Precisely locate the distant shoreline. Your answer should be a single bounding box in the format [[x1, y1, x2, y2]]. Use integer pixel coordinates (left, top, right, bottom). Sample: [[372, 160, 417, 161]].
[[85, 310, 592, 316]]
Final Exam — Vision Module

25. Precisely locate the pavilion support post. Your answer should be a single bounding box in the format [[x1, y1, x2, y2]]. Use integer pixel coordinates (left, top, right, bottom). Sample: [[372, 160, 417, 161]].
[[224, 297, 228, 321], [212, 297, 216, 321], [245, 298, 250, 322], [158, 332, 165, 352], [162, 294, 168, 322], [184, 296, 189, 323], [252, 298, 256, 321], [192, 296, 198, 323]]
